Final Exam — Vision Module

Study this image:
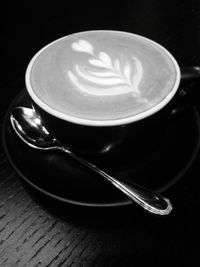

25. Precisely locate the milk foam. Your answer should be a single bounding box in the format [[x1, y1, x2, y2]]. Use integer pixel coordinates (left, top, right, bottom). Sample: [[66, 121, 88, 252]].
[[68, 39, 145, 101], [28, 31, 179, 124]]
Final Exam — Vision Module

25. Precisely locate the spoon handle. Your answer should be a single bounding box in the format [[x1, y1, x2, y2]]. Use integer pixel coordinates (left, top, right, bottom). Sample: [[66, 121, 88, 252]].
[[60, 146, 172, 215]]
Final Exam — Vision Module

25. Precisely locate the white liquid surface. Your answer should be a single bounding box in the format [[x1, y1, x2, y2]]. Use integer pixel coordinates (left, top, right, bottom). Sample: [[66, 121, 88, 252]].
[[27, 31, 179, 124]]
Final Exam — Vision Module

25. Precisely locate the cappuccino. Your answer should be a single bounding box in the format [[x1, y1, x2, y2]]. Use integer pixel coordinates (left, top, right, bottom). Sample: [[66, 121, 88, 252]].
[[26, 31, 180, 125]]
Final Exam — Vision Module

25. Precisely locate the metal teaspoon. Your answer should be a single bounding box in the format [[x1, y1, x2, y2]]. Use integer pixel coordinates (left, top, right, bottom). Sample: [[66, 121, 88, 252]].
[[10, 106, 172, 215]]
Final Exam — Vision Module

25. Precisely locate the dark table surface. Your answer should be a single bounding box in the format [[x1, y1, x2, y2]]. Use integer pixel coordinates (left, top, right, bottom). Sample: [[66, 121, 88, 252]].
[[1, 1, 200, 266]]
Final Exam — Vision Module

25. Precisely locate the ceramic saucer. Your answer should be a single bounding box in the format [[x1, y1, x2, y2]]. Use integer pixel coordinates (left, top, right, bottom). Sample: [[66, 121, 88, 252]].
[[2, 90, 200, 207]]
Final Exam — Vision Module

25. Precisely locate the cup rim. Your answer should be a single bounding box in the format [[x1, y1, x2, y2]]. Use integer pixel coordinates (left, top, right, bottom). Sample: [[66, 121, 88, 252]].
[[25, 30, 181, 126]]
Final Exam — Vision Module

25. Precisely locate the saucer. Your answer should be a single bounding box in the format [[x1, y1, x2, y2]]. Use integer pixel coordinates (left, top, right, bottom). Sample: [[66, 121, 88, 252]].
[[2, 90, 200, 207]]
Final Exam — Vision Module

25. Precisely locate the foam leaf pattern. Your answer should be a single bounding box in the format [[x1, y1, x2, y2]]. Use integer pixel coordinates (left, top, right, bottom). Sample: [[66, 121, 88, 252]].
[[69, 39, 144, 97], [76, 65, 126, 86], [72, 39, 94, 55], [88, 59, 107, 68], [124, 63, 131, 83], [87, 70, 119, 77], [98, 52, 113, 68], [114, 59, 121, 73]]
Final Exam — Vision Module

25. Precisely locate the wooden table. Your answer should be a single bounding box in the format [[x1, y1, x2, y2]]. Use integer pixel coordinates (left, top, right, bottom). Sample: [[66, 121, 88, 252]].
[[1, 1, 200, 266]]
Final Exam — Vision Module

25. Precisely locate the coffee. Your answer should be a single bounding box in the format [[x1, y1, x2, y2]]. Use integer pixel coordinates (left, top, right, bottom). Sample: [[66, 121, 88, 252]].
[[27, 31, 179, 125]]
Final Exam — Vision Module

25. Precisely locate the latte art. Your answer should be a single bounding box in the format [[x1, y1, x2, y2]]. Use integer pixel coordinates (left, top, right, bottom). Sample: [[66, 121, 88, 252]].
[[68, 39, 146, 102], [27, 31, 179, 125]]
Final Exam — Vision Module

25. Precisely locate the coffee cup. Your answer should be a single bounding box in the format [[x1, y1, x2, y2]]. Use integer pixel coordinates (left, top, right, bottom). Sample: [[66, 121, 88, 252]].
[[25, 30, 200, 157]]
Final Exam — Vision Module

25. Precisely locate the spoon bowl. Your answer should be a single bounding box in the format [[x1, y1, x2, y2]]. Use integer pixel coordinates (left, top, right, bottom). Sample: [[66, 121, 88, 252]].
[[10, 106, 172, 215], [10, 107, 59, 150]]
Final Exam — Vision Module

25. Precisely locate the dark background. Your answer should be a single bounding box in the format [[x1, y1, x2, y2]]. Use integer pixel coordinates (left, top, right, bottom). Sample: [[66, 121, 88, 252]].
[[1, 1, 200, 266], [2, 0, 200, 93]]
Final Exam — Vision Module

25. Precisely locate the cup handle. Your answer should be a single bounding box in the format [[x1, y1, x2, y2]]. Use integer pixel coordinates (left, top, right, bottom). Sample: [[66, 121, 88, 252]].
[[172, 66, 200, 114], [180, 66, 200, 98], [181, 66, 200, 80]]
